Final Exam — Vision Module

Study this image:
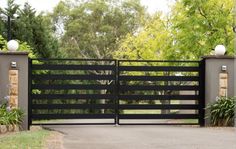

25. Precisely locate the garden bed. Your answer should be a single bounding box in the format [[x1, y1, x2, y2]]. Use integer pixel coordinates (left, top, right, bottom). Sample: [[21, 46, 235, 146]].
[[0, 125, 19, 134]]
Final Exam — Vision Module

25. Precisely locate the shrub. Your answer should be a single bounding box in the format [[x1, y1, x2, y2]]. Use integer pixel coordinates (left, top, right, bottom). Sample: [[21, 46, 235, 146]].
[[206, 96, 235, 126], [0, 103, 24, 126]]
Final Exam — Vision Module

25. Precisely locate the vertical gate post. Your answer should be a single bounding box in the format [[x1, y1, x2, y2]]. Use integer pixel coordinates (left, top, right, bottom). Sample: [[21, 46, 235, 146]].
[[115, 60, 119, 125], [0, 51, 29, 130], [199, 59, 205, 127], [28, 58, 32, 129]]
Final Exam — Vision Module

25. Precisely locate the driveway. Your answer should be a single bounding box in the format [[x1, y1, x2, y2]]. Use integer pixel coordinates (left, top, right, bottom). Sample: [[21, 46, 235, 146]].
[[46, 125, 236, 149]]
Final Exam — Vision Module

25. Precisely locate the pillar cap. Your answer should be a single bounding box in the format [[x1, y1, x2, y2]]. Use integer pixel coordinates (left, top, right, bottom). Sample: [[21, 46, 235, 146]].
[[202, 55, 235, 59], [0, 51, 29, 55]]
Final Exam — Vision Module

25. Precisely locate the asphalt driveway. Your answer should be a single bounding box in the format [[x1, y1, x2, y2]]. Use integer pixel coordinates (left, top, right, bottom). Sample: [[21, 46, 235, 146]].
[[46, 125, 236, 149]]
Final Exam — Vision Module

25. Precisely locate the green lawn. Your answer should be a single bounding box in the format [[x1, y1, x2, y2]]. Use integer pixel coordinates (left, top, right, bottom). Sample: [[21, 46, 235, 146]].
[[0, 129, 50, 149]]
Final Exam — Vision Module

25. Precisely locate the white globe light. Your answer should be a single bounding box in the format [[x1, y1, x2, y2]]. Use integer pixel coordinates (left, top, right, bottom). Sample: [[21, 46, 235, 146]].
[[215, 45, 226, 56], [7, 40, 19, 52]]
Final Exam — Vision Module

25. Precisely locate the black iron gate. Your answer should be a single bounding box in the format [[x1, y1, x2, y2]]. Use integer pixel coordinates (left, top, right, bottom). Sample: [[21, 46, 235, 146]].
[[117, 60, 205, 126], [29, 59, 205, 126], [29, 59, 117, 125]]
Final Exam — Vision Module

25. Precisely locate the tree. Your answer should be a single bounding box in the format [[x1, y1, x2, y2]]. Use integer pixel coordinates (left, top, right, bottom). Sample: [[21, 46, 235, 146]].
[[0, 0, 19, 40], [114, 13, 173, 60], [115, 0, 234, 114], [0, 0, 60, 58], [116, 0, 234, 60], [114, 13, 175, 114], [48, 0, 147, 112], [171, 0, 234, 60], [51, 0, 146, 59]]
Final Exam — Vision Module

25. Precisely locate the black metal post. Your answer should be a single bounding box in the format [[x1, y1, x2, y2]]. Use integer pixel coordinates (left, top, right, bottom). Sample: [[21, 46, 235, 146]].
[[199, 59, 206, 127], [28, 58, 32, 130], [115, 60, 119, 125], [7, 15, 11, 41]]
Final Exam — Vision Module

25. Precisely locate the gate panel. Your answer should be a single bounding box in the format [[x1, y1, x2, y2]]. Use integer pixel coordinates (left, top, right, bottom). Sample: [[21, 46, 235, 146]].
[[118, 60, 204, 125], [29, 59, 116, 125]]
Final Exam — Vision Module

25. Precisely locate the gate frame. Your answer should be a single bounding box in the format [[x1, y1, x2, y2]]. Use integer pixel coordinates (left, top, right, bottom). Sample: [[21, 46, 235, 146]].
[[28, 58, 205, 127]]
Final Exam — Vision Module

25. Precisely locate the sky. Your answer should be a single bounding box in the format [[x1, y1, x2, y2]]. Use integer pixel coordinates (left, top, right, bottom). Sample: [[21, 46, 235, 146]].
[[1, 0, 175, 14]]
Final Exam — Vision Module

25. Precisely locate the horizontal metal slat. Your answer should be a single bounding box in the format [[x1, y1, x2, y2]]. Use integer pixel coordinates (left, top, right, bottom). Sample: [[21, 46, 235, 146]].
[[119, 95, 199, 100], [32, 104, 115, 109], [32, 123, 116, 125], [118, 123, 199, 125], [118, 60, 200, 63], [119, 66, 200, 72], [119, 104, 199, 110], [32, 74, 115, 80], [31, 58, 115, 61], [119, 85, 199, 91], [32, 94, 116, 99], [119, 76, 199, 81], [32, 84, 115, 90], [32, 64, 115, 71], [119, 114, 199, 119], [32, 114, 115, 120]]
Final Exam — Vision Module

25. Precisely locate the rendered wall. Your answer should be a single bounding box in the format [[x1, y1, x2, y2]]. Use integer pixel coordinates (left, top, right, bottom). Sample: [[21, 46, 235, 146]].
[[203, 56, 235, 126], [0, 52, 29, 130]]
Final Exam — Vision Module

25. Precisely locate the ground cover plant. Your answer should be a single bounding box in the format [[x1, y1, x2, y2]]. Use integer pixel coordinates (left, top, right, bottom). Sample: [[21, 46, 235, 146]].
[[0, 102, 24, 132], [206, 97, 235, 126]]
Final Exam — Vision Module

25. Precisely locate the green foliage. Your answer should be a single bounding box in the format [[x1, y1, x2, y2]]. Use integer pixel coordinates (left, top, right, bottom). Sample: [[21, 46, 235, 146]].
[[0, 34, 36, 58], [116, 0, 234, 61], [0, 0, 60, 58], [206, 97, 235, 126], [1, 0, 234, 60], [0, 34, 7, 50], [51, 0, 146, 59], [115, 13, 173, 60], [0, 103, 24, 125], [171, 0, 234, 59]]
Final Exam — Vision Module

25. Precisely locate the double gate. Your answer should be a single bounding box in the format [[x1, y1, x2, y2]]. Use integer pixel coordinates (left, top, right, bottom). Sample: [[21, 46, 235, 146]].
[[29, 59, 205, 126]]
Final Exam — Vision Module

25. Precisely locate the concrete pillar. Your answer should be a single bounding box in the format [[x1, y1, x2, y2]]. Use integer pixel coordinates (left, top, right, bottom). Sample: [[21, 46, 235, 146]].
[[203, 56, 235, 126], [0, 52, 29, 130], [234, 58, 236, 127]]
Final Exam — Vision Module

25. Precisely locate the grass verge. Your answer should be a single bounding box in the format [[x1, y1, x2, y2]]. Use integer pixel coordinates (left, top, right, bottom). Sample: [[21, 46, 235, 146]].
[[0, 128, 50, 149]]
